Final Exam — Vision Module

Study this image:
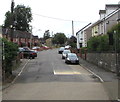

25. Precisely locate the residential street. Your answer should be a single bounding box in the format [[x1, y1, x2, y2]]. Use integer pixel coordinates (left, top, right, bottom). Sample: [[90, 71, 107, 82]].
[[3, 49, 109, 100]]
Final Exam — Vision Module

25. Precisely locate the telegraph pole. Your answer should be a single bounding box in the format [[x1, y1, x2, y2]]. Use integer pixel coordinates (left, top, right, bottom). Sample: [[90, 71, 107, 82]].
[[72, 20, 74, 36], [10, 0, 15, 42]]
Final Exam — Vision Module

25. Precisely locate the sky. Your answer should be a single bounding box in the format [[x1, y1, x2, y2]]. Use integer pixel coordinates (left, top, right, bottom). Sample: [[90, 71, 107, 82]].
[[0, 0, 120, 38]]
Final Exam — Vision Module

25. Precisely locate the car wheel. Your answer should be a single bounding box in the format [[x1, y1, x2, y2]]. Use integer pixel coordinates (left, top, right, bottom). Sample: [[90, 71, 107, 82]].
[[32, 57, 35, 59], [65, 61, 68, 64]]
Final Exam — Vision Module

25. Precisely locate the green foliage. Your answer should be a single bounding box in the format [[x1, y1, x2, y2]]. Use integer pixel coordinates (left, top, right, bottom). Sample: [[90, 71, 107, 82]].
[[108, 23, 120, 53], [87, 36, 99, 52], [97, 35, 110, 52], [3, 38, 18, 75], [80, 47, 87, 54], [4, 11, 12, 28], [87, 35, 110, 52], [52, 33, 67, 45], [67, 36, 77, 48], [87, 23, 120, 53], [3, 5, 32, 32]]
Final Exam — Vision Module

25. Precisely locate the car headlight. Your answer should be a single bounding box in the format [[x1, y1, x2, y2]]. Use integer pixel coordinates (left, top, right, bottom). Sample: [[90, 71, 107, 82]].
[[67, 58, 70, 60]]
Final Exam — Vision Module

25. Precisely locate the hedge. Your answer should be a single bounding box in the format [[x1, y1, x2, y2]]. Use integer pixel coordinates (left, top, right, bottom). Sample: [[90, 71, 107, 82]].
[[87, 23, 120, 53], [2, 38, 18, 76]]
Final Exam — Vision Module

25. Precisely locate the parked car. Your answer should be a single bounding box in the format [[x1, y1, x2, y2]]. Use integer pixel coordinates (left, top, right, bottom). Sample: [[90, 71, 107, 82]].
[[65, 45, 71, 49], [58, 47, 65, 54], [18, 47, 37, 59], [32, 46, 40, 52], [65, 53, 79, 64], [23, 50, 37, 59], [18, 47, 25, 52], [62, 50, 71, 59]]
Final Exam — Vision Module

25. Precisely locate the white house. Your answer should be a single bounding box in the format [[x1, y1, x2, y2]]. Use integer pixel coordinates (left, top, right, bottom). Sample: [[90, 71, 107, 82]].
[[76, 23, 92, 49]]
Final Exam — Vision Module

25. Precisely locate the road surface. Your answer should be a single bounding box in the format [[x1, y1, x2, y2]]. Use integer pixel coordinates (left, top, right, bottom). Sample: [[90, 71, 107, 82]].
[[3, 49, 109, 100]]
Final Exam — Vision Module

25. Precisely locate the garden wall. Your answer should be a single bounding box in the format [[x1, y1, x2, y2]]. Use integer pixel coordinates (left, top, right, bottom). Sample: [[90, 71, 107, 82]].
[[86, 53, 120, 72]]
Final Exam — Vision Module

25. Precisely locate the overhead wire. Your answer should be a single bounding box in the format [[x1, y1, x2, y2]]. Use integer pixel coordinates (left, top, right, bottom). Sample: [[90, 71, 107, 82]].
[[33, 13, 90, 23]]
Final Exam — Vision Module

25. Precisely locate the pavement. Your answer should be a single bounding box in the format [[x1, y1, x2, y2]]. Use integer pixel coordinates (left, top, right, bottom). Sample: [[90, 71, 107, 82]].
[[79, 57, 119, 100], [79, 57, 118, 82], [1, 59, 29, 90]]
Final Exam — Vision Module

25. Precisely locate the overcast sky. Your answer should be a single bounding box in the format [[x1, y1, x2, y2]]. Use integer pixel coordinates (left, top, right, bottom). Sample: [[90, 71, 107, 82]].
[[0, 0, 119, 37]]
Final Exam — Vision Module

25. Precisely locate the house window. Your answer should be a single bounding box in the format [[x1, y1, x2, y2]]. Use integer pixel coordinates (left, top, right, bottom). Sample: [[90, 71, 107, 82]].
[[80, 38, 83, 40]]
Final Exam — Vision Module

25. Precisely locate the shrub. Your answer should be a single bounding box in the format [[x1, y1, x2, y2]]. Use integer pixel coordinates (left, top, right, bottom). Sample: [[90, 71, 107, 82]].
[[107, 23, 120, 53], [87, 35, 110, 52], [2, 38, 18, 76]]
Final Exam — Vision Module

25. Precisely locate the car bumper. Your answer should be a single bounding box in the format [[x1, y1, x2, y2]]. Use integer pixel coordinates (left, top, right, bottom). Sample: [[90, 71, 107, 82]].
[[66, 60, 79, 64]]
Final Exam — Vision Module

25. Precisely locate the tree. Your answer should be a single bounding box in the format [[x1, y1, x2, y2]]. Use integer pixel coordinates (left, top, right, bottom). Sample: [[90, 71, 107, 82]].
[[67, 36, 77, 48], [52, 33, 67, 45], [3, 4, 32, 32], [43, 30, 50, 40]]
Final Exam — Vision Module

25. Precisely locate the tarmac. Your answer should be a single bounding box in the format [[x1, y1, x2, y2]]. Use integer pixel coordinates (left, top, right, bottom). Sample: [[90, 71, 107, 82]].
[[1, 56, 120, 100]]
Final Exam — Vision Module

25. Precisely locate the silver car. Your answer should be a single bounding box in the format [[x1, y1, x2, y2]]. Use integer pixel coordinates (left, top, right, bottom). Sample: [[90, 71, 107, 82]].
[[62, 50, 71, 59]]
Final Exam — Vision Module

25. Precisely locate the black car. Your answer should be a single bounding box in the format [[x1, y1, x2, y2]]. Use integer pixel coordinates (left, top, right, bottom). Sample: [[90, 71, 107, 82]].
[[65, 53, 79, 64], [19, 47, 37, 59], [58, 47, 65, 54]]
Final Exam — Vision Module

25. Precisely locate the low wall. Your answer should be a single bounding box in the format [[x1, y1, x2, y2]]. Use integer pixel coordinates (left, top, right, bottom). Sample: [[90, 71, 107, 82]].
[[86, 53, 119, 72]]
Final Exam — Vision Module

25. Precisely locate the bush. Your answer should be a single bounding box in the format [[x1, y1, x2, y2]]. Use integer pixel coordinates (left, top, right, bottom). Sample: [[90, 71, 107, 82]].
[[87, 35, 111, 52], [2, 38, 18, 76], [80, 47, 87, 54], [107, 23, 120, 53]]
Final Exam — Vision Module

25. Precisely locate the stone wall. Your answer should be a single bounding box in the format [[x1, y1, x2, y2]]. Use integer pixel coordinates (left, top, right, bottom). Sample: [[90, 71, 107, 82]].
[[86, 53, 119, 72]]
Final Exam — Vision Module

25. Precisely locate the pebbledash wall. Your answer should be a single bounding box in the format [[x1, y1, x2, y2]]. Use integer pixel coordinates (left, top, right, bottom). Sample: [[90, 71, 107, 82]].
[[86, 53, 120, 72]]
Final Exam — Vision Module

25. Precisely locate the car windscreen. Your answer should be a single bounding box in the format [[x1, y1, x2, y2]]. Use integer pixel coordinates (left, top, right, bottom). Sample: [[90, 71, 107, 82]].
[[60, 47, 64, 50], [63, 50, 70, 54], [68, 54, 77, 58]]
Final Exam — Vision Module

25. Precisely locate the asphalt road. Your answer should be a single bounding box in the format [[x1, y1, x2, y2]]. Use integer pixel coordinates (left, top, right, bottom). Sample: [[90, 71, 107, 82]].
[[3, 49, 109, 100]]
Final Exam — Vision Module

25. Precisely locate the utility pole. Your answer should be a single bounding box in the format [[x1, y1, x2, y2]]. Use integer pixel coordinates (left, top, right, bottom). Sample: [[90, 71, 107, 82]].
[[72, 20, 74, 36], [10, 0, 15, 42]]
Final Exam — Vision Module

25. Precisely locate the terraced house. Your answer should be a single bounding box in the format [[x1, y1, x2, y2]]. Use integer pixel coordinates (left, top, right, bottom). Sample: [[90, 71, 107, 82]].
[[76, 3, 120, 49], [92, 4, 120, 37], [2, 28, 40, 47]]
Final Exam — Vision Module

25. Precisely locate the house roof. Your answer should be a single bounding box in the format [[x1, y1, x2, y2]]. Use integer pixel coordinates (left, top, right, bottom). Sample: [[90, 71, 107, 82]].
[[2, 28, 31, 38], [91, 20, 102, 27], [106, 4, 120, 8], [76, 23, 91, 35], [91, 7, 120, 28]]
